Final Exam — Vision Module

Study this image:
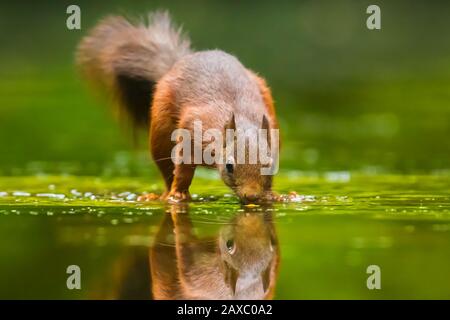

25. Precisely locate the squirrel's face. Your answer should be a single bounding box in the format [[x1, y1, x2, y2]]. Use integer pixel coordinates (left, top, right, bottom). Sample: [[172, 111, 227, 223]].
[[219, 211, 278, 297], [219, 157, 273, 203], [219, 113, 276, 203]]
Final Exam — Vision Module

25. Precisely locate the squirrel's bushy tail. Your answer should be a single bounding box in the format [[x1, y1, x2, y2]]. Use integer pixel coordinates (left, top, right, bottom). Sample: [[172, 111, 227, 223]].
[[76, 11, 191, 129]]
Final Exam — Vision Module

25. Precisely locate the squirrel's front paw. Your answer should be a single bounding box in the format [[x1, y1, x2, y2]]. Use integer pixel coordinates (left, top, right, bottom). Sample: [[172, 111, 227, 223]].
[[137, 192, 161, 202], [263, 191, 281, 202], [165, 190, 191, 203], [274, 191, 304, 202]]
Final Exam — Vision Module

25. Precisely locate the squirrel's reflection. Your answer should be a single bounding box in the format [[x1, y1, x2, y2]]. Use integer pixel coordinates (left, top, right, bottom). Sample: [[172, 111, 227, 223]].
[[150, 204, 280, 299], [95, 204, 279, 299]]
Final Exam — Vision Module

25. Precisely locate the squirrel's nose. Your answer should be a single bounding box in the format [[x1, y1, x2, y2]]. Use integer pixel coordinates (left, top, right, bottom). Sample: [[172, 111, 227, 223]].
[[243, 193, 259, 203]]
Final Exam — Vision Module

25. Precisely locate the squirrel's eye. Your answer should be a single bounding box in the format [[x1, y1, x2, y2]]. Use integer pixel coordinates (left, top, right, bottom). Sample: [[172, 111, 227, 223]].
[[226, 239, 236, 254], [226, 163, 234, 174]]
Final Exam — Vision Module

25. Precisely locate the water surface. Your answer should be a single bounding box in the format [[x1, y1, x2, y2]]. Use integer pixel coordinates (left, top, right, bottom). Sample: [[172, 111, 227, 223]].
[[1, 173, 449, 299]]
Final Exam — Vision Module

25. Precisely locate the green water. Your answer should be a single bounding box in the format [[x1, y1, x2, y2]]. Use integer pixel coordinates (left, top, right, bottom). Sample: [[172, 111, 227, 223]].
[[0, 173, 449, 299]]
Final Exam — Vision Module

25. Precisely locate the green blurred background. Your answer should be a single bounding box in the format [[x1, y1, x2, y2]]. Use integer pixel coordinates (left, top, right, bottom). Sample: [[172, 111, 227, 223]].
[[1, 0, 449, 176]]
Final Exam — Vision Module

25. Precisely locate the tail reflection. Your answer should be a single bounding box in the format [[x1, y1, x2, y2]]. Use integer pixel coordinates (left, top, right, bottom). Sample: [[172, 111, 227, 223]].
[[150, 204, 280, 300]]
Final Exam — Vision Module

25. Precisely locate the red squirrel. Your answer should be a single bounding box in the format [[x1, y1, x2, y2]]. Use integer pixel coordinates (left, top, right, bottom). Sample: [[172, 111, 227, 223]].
[[77, 11, 280, 203], [87, 204, 279, 300], [150, 204, 279, 299]]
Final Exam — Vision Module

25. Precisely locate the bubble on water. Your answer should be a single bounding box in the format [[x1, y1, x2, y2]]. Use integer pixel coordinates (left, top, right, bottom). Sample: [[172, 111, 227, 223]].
[[36, 193, 66, 200], [48, 184, 56, 191], [138, 206, 156, 211], [110, 219, 119, 225], [29, 211, 39, 216], [118, 191, 130, 197], [281, 192, 316, 203], [46, 211, 54, 216], [70, 189, 82, 197], [126, 193, 136, 201], [13, 191, 31, 197], [0, 192, 8, 197], [336, 196, 349, 202]]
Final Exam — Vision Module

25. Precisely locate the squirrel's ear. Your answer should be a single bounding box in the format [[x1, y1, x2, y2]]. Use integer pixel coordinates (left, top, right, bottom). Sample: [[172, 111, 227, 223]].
[[261, 115, 270, 131], [261, 265, 271, 294], [225, 113, 236, 131], [224, 114, 236, 149], [262, 115, 271, 147], [224, 262, 239, 296]]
